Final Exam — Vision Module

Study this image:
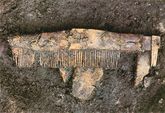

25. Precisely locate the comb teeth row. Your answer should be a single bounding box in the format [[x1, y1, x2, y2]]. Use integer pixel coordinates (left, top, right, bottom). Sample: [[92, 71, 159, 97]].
[[12, 48, 121, 68]]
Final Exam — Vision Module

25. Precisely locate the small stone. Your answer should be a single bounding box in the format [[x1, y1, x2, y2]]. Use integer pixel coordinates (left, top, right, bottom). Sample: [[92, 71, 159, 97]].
[[143, 77, 152, 88], [159, 98, 163, 104], [72, 68, 103, 100]]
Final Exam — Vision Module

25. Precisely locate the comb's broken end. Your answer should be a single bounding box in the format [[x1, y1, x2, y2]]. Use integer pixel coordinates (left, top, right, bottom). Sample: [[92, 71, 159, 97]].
[[151, 35, 160, 67], [135, 35, 160, 86]]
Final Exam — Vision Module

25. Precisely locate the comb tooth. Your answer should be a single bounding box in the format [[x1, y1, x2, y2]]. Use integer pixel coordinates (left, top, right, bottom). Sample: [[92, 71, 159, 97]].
[[78, 50, 80, 67], [100, 50, 102, 67], [101, 50, 103, 67], [77, 50, 79, 66], [115, 51, 117, 68], [98, 50, 101, 67], [94, 49, 96, 67], [94, 50, 96, 67], [65, 51, 68, 67], [69, 51, 71, 67], [91, 50, 92, 67], [97, 50, 99, 67], [15, 49, 18, 66], [19, 48, 21, 67], [53, 52, 56, 67], [39, 52, 41, 66], [104, 50, 106, 67], [106, 50, 108, 68], [87, 50, 90, 67], [54, 52, 56, 68], [112, 51, 114, 68], [96, 50, 99, 67], [104, 50, 106, 68], [79, 50, 81, 67], [74, 50, 76, 67], [107, 50, 109, 68], [103, 50, 105, 67], [76, 50, 78, 67], [83, 50, 84, 67], [80, 51, 82, 67], [54, 51, 56, 67], [87, 50, 89, 67], [84, 50, 86, 67], [75, 50, 77, 67], [90, 50, 92, 67], [18, 49, 20, 67], [114, 51, 116, 68], [117, 51, 121, 68], [60, 50, 62, 67], [112, 51, 115, 68], [59, 51, 60, 67], [110, 51, 113, 68], [51, 52, 53, 68], [62, 51, 64, 67], [89, 50, 91, 67], [48, 53, 50, 67], [61, 51, 63, 67], [102, 50, 104, 67], [98, 50, 100, 67], [93, 50, 94, 66], [92, 50, 96, 67], [59, 50, 61, 67], [78, 50, 79, 66], [41, 52, 43, 67], [85, 50, 87, 67], [40, 52, 42, 67], [76, 50, 78, 66], [109, 51, 111, 68], [43, 53, 45, 67], [80, 50, 82, 67]]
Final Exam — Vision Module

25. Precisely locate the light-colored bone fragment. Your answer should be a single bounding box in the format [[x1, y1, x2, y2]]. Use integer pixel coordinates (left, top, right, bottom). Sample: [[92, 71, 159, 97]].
[[151, 36, 160, 67], [72, 68, 103, 100], [135, 52, 150, 86]]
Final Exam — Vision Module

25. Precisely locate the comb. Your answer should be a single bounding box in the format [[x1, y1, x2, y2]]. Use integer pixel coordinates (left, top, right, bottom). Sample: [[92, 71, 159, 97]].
[[8, 29, 160, 85]]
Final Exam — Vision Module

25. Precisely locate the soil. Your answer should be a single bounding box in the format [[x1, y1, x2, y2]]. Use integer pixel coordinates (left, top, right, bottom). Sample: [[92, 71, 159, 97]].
[[0, 0, 164, 35], [0, 0, 165, 113]]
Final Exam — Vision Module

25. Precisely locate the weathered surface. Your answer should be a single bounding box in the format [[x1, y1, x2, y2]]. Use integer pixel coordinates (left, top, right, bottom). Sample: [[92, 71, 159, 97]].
[[0, 0, 164, 36], [72, 68, 103, 100], [135, 52, 150, 86]]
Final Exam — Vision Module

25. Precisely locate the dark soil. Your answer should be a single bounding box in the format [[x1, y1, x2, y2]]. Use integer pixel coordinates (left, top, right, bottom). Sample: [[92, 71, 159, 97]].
[[0, 0, 164, 35], [0, 0, 165, 113]]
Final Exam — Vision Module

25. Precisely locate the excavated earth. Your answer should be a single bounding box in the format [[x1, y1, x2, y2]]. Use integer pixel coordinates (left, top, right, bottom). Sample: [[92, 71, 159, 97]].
[[0, 0, 165, 113]]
